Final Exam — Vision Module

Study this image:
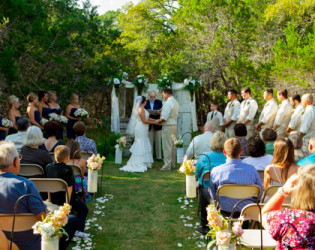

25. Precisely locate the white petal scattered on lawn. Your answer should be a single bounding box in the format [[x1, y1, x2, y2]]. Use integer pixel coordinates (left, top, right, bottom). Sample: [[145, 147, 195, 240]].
[[195, 222, 200, 226], [177, 243, 183, 247], [183, 220, 187, 223], [180, 215, 185, 218]]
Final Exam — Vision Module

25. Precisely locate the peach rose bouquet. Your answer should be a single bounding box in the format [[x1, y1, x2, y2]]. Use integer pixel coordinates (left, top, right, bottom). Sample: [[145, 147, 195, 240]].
[[206, 205, 244, 249], [178, 156, 195, 176]]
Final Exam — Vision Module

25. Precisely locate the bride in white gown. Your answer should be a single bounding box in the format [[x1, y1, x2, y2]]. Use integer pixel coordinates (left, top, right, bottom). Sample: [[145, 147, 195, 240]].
[[119, 96, 158, 172]]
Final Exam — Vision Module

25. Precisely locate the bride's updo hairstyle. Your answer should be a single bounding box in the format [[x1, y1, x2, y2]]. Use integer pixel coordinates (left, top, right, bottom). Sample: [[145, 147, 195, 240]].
[[141, 96, 146, 104]]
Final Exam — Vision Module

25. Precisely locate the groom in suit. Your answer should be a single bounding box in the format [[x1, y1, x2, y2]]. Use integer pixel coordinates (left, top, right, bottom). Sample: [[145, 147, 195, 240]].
[[145, 91, 163, 161], [159, 88, 179, 171]]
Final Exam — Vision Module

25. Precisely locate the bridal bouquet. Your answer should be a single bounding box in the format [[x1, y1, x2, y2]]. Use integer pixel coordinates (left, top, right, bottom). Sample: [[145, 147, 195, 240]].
[[40, 118, 49, 125], [87, 154, 106, 171], [172, 134, 184, 148], [116, 136, 127, 150], [74, 108, 89, 118], [206, 205, 244, 248], [178, 156, 195, 176], [1, 118, 13, 128], [49, 113, 68, 124], [32, 203, 71, 239]]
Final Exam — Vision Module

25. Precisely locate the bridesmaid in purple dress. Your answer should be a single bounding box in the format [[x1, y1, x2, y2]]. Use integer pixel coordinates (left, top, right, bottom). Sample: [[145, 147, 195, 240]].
[[38, 90, 51, 120], [66, 93, 81, 139], [26, 93, 43, 130], [48, 90, 64, 140]]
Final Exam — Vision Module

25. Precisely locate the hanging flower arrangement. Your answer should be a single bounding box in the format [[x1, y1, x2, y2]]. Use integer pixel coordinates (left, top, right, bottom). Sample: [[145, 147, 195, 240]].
[[108, 71, 128, 96], [157, 73, 173, 90], [132, 75, 149, 94], [183, 78, 202, 101]]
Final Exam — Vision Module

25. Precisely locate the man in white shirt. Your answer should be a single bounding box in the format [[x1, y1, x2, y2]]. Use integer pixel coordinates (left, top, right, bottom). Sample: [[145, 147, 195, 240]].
[[273, 89, 293, 138], [299, 93, 315, 155], [5, 118, 30, 151], [256, 88, 278, 138], [238, 87, 258, 139], [286, 94, 304, 135], [185, 122, 215, 160], [206, 103, 223, 131], [159, 89, 179, 170], [222, 90, 240, 138]]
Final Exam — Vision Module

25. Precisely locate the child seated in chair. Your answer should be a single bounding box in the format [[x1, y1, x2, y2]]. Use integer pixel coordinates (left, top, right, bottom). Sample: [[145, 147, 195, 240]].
[[46, 145, 90, 238]]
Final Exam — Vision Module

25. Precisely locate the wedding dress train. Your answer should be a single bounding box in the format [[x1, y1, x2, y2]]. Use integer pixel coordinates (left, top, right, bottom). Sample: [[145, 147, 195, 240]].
[[119, 109, 153, 172]]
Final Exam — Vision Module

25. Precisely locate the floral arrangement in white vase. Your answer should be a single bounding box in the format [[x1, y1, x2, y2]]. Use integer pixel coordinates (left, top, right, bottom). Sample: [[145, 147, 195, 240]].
[[206, 205, 244, 249], [116, 136, 127, 150], [178, 157, 195, 176], [87, 153, 106, 171], [32, 203, 71, 239], [132, 75, 149, 94], [171, 134, 184, 148], [1, 118, 13, 128], [74, 108, 89, 118]]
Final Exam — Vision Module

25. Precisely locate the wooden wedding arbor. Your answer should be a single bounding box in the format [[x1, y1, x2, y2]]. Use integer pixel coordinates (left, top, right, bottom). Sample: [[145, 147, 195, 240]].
[[110, 82, 198, 148]]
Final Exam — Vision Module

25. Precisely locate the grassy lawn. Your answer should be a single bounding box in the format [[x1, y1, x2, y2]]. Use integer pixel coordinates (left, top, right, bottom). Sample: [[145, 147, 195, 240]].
[[71, 159, 267, 250]]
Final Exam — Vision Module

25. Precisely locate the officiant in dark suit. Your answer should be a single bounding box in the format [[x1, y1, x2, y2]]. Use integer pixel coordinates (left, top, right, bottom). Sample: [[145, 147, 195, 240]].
[[145, 91, 162, 161]]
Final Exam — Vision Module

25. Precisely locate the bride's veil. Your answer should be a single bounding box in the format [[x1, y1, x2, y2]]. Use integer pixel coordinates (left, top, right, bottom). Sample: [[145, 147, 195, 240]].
[[126, 96, 143, 136]]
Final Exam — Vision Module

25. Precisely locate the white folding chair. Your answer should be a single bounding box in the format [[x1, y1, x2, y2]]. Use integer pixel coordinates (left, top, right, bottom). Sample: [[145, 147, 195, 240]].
[[19, 164, 44, 178], [257, 170, 264, 184], [240, 203, 291, 248], [30, 178, 69, 212], [261, 185, 291, 205]]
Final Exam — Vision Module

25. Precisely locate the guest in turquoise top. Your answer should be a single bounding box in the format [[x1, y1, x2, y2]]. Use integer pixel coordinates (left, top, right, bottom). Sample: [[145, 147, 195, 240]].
[[262, 128, 277, 155], [26, 93, 43, 129], [195, 131, 227, 188], [297, 135, 315, 166]]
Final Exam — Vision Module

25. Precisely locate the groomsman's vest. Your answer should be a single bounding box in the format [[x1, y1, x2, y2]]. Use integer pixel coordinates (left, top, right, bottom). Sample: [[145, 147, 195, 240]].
[[259, 98, 278, 129], [274, 99, 293, 136], [161, 96, 179, 126], [207, 111, 222, 131], [239, 97, 258, 125], [288, 103, 304, 132], [224, 99, 239, 122]]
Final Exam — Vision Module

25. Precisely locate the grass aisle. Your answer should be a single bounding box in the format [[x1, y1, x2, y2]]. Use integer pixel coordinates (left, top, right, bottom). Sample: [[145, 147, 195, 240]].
[[72, 159, 206, 250]]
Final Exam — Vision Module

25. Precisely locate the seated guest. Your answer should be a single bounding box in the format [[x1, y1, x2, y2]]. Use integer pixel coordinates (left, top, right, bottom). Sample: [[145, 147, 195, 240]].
[[262, 128, 277, 155], [196, 138, 262, 235], [5, 118, 30, 150], [297, 135, 315, 166], [0, 141, 46, 250], [242, 136, 273, 171], [20, 126, 53, 175], [66, 140, 90, 202], [47, 145, 90, 238], [185, 122, 215, 160], [263, 138, 298, 189], [0, 141, 78, 250], [288, 133, 306, 162], [234, 123, 248, 157], [74, 121, 97, 155], [262, 165, 315, 249], [195, 131, 227, 188], [41, 121, 64, 152]]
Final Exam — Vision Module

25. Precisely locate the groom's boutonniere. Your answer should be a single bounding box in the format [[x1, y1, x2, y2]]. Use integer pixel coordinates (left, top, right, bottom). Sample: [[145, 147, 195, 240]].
[[247, 100, 250, 106], [302, 110, 305, 116], [215, 111, 217, 116]]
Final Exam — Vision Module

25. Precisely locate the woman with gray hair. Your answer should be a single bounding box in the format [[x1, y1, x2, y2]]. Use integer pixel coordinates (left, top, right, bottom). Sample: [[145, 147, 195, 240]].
[[20, 126, 53, 175]]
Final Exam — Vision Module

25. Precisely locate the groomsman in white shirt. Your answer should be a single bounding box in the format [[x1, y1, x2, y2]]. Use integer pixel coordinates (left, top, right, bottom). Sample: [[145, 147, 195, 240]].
[[299, 93, 315, 155], [256, 88, 278, 137], [238, 87, 258, 139], [206, 103, 223, 131], [159, 88, 179, 171], [286, 94, 304, 135], [222, 90, 240, 138], [273, 89, 292, 138]]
